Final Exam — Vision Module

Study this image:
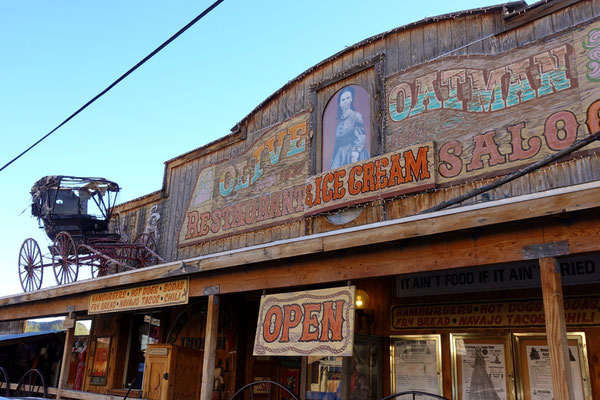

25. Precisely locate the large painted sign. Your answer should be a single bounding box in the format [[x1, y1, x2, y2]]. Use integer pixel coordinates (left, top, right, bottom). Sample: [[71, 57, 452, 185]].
[[179, 114, 309, 246], [391, 297, 600, 329], [253, 287, 355, 356], [386, 23, 600, 185], [88, 279, 189, 314], [305, 142, 435, 215], [177, 22, 600, 247], [396, 254, 600, 297]]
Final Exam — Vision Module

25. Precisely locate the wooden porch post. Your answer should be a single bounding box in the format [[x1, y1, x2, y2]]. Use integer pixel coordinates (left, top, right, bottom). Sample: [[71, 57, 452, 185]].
[[57, 311, 76, 400], [539, 257, 575, 400], [200, 294, 220, 400]]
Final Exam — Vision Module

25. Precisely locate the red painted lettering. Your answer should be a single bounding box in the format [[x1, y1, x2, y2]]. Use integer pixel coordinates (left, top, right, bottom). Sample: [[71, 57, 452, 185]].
[[466, 131, 506, 172], [299, 303, 321, 342], [544, 110, 578, 150], [319, 300, 345, 342], [262, 306, 283, 343], [280, 304, 302, 343]]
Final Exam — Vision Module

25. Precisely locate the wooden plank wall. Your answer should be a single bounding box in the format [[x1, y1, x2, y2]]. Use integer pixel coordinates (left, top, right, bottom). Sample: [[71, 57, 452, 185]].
[[112, 198, 163, 250], [113, 1, 600, 263]]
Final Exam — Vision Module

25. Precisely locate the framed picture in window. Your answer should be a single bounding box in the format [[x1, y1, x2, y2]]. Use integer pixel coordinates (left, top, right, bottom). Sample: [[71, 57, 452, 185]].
[[450, 333, 515, 400], [513, 332, 591, 400], [280, 369, 299, 400], [390, 335, 442, 397], [89, 336, 111, 386]]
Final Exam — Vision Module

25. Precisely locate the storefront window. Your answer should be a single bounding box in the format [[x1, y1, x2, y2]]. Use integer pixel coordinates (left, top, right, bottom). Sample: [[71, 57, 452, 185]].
[[303, 336, 382, 400], [123, 313, 160, 389], [351, 336, 382, 400], [306, 356, 343, 399], [68, 319, 92, 390]]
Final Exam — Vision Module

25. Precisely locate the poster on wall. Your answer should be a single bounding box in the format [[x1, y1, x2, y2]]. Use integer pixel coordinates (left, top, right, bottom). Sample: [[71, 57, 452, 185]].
[[89, 336, 111, 386], [525, 345, 583, 400], [515, 333, 591, 400], [391, 335, 442, 396], [253, 286, 355, 356], [451, 335, 514, 400], [525, 346, 552, 400], [514, 333, 591, 400], [460, 344, 508, 399]]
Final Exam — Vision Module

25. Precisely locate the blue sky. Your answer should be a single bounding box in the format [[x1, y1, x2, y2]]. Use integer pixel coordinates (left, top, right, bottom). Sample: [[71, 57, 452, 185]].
[[0, 0, 522, 297]]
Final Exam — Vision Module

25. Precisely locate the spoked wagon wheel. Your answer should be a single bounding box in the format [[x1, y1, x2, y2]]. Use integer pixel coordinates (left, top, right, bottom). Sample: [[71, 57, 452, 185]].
[[52, 232, 79, 285], [18, 238, 43, 292], [134, 233, 157, 268], [90, 258, 112, 278], [77, 245, 108, 279]]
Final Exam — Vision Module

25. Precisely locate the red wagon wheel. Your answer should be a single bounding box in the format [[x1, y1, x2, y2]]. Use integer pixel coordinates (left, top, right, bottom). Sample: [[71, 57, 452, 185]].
[[90, 258, 112, 278], [52, 232, 79, 285], [77, 244, 108, 279], [134, 233, 158, 268], [18, 238, 43, 292]]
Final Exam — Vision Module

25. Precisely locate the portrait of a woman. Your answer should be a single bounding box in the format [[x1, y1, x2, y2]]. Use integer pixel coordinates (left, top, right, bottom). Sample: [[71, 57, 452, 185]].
[[323, 85, 371, 171]]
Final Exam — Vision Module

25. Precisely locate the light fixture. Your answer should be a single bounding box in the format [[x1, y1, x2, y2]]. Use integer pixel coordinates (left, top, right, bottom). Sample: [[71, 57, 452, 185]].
[[355, 289, 369, 309], [354, 289, 373, 332]]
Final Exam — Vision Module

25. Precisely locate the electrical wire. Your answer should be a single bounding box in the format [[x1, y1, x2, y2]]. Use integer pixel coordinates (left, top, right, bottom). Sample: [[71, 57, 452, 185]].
[[0, 0, 224, 173]]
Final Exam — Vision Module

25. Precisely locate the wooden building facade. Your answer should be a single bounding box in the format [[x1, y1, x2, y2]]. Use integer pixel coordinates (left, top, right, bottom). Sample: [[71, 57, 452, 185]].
[[2, 1, 600, 399]]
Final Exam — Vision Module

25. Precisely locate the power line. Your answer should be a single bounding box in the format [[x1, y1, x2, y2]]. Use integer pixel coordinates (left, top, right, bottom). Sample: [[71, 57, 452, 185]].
[[0, 0, 224, 174]]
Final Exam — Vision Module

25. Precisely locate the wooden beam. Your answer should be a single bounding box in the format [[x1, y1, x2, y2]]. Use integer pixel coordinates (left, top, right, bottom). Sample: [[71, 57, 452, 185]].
[[200, 294, 219, 400], [3, 183, 600, 312], [113, 191, 162, 213], [539, 257, 575, 400], [4, 205, 600, 321], [57, 311, 76, 400], [0, 294, 87, 323], [504, 0, 581, 31], [3, 185, 600, 322], [166, 132, 244, 170]]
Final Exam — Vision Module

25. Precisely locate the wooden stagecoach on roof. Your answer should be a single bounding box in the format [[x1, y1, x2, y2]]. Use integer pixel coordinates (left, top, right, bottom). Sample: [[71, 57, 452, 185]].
[[17, 175, 164, 292]]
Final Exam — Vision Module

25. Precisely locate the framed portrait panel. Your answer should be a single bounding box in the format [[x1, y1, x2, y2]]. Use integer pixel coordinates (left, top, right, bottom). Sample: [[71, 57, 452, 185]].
[[309, 55, 384, 225], [89, 336, 111, 386], [513, 332, 591, 400], [450, 333, 515, 400], [322, 84, 373, 172], [390, 335, 442, 396], [310, 54, 384, 176]]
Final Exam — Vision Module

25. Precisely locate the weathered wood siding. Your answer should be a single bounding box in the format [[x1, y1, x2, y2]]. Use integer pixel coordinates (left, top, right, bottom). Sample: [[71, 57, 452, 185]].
[[113, 1, 600, 264]]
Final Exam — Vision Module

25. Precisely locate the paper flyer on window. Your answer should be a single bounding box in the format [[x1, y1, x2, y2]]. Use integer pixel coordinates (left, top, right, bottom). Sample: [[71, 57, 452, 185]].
[[393, 339, 440, 394], [460, 344, 507, 400]]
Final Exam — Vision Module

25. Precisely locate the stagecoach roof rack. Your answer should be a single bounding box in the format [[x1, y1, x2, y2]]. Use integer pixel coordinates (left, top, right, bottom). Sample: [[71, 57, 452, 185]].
[[30, 175, 120, 223], [31, 175, 119, 194]]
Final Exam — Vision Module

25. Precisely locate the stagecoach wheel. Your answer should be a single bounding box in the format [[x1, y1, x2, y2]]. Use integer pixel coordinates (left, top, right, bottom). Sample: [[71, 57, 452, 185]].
[[18, 238, 43, 292], [134, 233, 157, 268], [52, 232, 79, 285]]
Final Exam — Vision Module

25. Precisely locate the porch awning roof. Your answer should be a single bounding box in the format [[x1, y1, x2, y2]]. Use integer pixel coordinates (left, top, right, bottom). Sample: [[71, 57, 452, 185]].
[[0, 330, 64, 345]]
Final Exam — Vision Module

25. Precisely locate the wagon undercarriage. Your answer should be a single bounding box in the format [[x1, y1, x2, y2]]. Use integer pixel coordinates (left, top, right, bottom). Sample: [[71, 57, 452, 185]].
[[18, 232, 164, 292]]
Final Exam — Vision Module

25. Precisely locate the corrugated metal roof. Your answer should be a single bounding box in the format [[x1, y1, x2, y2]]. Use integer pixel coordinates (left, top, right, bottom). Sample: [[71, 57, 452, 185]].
[[0, 330, 64, 343]]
